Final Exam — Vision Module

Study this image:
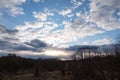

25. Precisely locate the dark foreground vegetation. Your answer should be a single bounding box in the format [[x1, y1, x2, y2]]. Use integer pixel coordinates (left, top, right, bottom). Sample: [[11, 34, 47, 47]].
[[0, 53, 120, 80]]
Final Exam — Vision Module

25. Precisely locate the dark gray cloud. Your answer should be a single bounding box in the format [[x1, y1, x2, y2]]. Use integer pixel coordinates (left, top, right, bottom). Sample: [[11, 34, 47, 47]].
[[0, 39, 48, 52], [25, 39, 47, 52], [0, 38, 47, 52], [0, 25, 73, 59], [0, 24, 48, 56], [0, 24, 18, 34]]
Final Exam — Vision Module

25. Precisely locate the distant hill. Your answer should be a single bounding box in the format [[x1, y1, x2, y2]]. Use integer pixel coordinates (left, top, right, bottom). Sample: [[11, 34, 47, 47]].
[[65, 44, 115, 54], [65, 45, 99, 51]]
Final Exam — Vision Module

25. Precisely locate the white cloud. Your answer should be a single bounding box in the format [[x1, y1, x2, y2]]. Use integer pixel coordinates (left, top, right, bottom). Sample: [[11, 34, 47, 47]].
[[15, 21, 58, 42], [15, 11, 104, 47], [76, 12, 81, 17], [59, 9, 72, 16], [14, 0, 120, 47], [71, 0, 77, 3], [83, 42, 89, 45], [0, 25, 73, 59], [15, 21, 44, 31], [0, 0, 26, 16], [92, 38, 112, 45], [33, 0, 44, 3], [89, 0, 120, 31], [0, 13, 3, 16], [67, 13, 74, 18], [33, 0, 40, 3], [33, 12, 47, 21], [41, 48, 73, 57], [10, 7, 24, 16], [71, 0, 82, 9], [117, 11, 120, 16], [39, 17, 104, 46], [33, 9, 54, 21], [59, 0, 82, 17], [73, 2, 82, 8]]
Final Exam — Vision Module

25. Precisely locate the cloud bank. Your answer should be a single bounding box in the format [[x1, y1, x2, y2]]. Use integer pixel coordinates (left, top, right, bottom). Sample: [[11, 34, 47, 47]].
[[0, 24, 73, 59], [1, 0, 120, 59], [13, 0, 120, 47], [0, 0, 26, 16]]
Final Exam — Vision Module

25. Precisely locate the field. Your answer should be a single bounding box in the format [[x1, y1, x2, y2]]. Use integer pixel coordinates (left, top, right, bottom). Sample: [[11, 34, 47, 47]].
[[0, 54, 120, 80]]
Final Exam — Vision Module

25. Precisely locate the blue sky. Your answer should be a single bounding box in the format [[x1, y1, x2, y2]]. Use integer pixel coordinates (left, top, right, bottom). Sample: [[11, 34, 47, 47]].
[[0, 0, 120, 59]]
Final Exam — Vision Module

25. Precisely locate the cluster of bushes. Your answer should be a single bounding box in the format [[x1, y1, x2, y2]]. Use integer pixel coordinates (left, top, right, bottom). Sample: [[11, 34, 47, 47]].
[[71, 55, 120, 80]]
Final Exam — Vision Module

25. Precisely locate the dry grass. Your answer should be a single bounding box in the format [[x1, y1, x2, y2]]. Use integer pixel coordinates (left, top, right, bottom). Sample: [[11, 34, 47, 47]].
[[1, 71, 73, 80]]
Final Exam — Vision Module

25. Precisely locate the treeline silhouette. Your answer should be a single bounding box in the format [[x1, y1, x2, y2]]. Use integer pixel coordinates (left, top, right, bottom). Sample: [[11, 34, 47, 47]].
[[0, 53, 120, 80]]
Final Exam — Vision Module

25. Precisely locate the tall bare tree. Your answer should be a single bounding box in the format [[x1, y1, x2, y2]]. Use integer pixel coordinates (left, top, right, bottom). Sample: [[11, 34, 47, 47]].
[[72, 46, 98, 60], [114, 35, 120, 56]]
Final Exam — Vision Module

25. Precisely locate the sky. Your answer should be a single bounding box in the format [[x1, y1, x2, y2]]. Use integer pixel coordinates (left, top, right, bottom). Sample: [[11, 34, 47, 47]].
[[0, 0, 120, 59]]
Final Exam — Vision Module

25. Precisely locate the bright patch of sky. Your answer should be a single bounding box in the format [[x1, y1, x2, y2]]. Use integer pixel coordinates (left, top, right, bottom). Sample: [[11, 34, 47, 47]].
[[0, 0, 120, 47]]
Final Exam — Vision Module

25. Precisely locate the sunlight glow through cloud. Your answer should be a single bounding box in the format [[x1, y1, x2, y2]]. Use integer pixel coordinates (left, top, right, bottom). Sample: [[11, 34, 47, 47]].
[[42, 49, 73, 56]]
